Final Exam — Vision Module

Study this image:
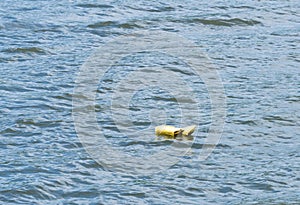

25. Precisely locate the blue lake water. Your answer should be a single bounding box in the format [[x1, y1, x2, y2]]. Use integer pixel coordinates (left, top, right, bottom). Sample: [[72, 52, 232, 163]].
[[0, 0, 299, 204]]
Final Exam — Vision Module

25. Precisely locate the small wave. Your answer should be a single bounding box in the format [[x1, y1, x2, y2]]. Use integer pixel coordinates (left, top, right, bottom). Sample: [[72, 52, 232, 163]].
[[34, 27, 63, 33], [126, 5, 175, 13], [122, 139, 183, 147], [118, 23, 143, 29], [87, 21, 142, 29], [75, 3, 114, 9], [15, 118, 62, 128], [0, 84, 33, 92], [213, 5, 255, 10], [2, 47, 47, 54], [239, 181, 275, 192], [262, 115, 295, 125], [50, 93, 73, 101], [218, 186, 238, 193], [0, 181, 57, 202], [0, 127, 17, 134], [172, 18, 261, 27], [192, 142, 231, 149], [232, 119, 257, 126], [286, 95, 300, 102], [87, 21, 115, 28], [152, 96, 177, 102]]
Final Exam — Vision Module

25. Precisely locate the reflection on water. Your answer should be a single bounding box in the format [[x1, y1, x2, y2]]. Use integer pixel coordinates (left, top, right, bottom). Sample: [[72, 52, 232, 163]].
[[0, 0, 299, 204]]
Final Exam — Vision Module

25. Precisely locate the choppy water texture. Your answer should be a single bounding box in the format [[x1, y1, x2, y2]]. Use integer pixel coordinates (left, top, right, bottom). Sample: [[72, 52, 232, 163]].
[[1, 0, 299, 204]]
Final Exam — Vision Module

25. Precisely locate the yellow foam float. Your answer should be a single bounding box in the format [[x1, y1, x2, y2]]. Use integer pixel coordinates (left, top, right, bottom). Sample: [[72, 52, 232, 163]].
[[155, 125, 196, 139]]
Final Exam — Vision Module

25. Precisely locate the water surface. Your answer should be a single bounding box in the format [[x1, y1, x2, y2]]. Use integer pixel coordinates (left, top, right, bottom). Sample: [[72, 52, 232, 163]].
[[0, 0, 299, 204]]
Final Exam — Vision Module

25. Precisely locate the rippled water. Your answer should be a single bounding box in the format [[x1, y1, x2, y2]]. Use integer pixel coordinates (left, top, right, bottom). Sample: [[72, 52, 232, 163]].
[[1, 0, 299, 204]]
